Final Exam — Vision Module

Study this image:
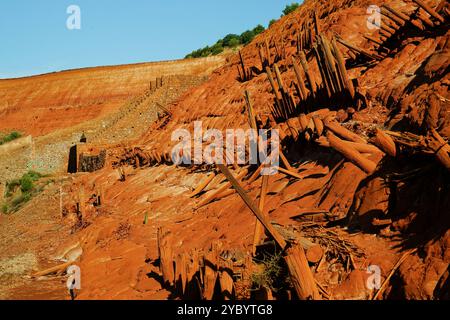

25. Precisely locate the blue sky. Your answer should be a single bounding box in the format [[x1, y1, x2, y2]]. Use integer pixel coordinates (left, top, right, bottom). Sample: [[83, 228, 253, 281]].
[[0, 0, 298, 79]]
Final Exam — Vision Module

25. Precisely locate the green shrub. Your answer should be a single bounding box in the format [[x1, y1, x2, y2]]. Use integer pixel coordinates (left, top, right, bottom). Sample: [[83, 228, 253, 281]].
[[240, 30, 255, 45], [228, 38, 241, 48], [222, 34, 240, 47], [184, 1, 295, 59], [240, 25, 265, 45], [3, 171, 45, 213], [253, 24, 265, 34], [185, 23, 265, 58], [20, 175, 34, 193], [211, 43, 224, 55], [282, 3, 300, 16], [0, 131, 22, 145], [17, 171, 42, 193], [25, 170, 43, 181], [5, 179, 20, 197]]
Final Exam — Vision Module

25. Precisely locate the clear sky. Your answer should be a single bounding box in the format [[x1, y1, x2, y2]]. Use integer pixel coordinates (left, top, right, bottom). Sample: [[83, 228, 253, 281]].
[[0, 0, 299, 79]]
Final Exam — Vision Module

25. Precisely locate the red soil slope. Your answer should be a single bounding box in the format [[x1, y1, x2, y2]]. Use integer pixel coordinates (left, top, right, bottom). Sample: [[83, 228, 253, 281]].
[[84, 0, 448, 299], [0, 57, 224, 137]]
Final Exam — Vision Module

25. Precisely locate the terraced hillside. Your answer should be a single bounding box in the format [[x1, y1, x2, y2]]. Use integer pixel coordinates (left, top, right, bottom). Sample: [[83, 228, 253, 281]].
[[0, 57, 225, 137]]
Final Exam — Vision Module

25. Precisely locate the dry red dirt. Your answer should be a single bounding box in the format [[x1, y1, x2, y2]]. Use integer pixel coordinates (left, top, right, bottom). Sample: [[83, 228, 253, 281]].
[[0, 57, 224, 137], [0, 0, 449, 300]]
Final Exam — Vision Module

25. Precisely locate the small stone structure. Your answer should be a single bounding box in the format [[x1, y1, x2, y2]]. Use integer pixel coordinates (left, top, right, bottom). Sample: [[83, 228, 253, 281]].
[[67, 144, 106, 174], [78, 149, 106, 173]]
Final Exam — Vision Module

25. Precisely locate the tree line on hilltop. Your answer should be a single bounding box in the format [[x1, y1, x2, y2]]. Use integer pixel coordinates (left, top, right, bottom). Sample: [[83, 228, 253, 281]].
[[185, 3, 300, 59]]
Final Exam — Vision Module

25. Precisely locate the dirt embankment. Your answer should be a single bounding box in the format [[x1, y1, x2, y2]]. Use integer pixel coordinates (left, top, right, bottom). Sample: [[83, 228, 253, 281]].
[[0, 56, 225, 137]]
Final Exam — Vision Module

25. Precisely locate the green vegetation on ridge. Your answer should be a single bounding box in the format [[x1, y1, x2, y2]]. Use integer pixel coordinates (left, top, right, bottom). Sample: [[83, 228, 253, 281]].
[[185, 3, 300, 59], [185, 25, 266, 59], [1, 171, 49, 214], [0, 131, 22, 145], [283, 3, 301, 16]]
